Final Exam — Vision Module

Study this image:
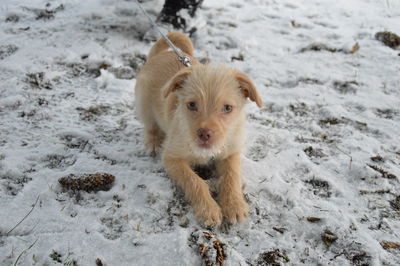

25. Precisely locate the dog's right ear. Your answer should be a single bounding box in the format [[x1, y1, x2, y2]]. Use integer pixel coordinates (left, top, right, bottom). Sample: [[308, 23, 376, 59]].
[[163, 69, 191, 98]]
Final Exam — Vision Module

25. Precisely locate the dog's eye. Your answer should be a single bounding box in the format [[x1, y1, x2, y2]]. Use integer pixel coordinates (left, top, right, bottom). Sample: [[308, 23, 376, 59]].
[[187, 101, 198, 111], [222, 105, 233, 113]]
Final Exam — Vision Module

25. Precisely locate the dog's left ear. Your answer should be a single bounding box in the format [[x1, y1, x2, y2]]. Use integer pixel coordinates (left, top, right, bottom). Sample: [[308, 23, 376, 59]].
[[163, 69, 191, 98], [235, 71, 263, 107]]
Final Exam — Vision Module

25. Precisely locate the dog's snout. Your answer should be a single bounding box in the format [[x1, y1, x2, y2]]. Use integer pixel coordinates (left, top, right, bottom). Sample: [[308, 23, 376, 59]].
[[197, 128, 213, 142]]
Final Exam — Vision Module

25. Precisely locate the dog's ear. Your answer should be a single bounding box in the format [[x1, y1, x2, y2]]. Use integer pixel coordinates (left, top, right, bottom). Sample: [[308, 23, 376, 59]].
[[235, 71, 263, 107], [163, 69, 191, 98]]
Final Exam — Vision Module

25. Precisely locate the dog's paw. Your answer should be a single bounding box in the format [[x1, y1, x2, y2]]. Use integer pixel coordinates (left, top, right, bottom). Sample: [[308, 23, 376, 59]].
[[194, 199, 223, 227], [220, 195, 249, 224]]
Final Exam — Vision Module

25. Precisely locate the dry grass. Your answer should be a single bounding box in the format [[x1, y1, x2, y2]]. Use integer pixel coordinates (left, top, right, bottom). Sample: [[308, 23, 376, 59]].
[[367, 164, 397, 179]]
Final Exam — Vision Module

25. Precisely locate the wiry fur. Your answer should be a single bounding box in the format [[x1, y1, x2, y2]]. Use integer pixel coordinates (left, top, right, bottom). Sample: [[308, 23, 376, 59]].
[[135, 32, 262, 226]]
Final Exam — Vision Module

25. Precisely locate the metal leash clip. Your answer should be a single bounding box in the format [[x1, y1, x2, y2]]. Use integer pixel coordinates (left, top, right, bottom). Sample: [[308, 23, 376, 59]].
[[179, 55, 192, 67]]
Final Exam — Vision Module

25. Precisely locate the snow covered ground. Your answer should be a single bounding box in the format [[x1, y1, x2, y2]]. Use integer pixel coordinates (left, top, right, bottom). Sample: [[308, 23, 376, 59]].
[[1, 0, 400, 265]]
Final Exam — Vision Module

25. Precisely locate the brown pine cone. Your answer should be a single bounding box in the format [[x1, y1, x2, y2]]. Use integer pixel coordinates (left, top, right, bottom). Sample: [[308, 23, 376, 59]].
[[375, 31, 400, 49], [58, 173, 115, 192]]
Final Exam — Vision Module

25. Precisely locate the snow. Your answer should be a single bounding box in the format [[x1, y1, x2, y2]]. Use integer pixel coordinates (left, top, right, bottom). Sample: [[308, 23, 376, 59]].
[[1, 0, 400, 265]]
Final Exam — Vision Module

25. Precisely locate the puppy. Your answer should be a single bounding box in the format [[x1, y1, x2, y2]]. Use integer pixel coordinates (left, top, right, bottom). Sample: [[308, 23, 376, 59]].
[[135, 32, 262, 226]]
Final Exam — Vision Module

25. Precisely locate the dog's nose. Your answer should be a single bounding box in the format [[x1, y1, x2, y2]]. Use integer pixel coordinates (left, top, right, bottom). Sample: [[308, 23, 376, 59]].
[[197, 128, 213, 142]]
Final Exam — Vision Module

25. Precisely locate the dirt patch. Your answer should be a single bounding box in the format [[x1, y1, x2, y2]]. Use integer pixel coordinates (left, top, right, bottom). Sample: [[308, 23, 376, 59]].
[[166, 188, 190, 228], [370, 155, 384, 163], [332, 80, 358, 94], [92, 150, 117, 165], [25, 72, 53, 90], [76, 105, 111, 121], [389, 195, 400, 211], [66, 58, 136, 79], [319, 117, 367, 131], [374, 108, 399, 119], [344, 243, 371, 266], [319, 118, 341, 126], [19, 109, 37, 119], [350, 251, 371, 266], [0, 173, 32, 196], [120, 53, 146, 73], [298, 77, 324, 85], [63, 61, 109, 78], [37, 97, 49, 106], [43, 154, 76, 169], [304, 146, 327, 158], [109, 66, 135, 80], [0, 44, 18, 60], [247, 136, 269, 162], [5, 14, 20, 23], [25, 4, 65, 20], [49, 250, 63, 263], [289, 102, 308, 116], [300, 42, 359, 54], [60, 134, 91, 151], [304, 178, 332, 198], [278, 77, 324, 88], [231, 53, 245, 62], [99, 216, 126, 240], [49, 249, 78, 265], [254, 249, 290, 266]]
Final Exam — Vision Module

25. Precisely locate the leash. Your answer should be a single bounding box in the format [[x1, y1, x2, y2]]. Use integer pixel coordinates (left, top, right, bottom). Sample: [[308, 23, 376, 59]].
[[134, 0, 192, 67]]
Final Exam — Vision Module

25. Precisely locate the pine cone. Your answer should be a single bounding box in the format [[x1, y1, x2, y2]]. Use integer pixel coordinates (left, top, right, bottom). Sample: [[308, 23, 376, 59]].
[[58, 173, 115, 192], [375, 31, 400, 49]]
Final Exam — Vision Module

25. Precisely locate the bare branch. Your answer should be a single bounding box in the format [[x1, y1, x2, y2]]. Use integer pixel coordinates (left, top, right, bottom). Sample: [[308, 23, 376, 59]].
[[7, 195, 40, 236]]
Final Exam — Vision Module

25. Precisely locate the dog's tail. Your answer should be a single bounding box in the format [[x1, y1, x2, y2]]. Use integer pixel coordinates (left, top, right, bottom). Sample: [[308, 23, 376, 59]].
[[147, 32, 194, 60]]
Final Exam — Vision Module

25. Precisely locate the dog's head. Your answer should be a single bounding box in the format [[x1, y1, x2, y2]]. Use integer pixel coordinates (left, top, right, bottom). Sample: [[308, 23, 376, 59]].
[[163, 65, 263, 158]]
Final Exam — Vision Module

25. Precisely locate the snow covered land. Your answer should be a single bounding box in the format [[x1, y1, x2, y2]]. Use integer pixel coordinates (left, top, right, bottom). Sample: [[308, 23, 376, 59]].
[[1, 0, 400, 265]]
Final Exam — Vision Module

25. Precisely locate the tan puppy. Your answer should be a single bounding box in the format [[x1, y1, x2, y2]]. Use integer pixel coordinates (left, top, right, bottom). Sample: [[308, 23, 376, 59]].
[[135, 32, 262, 226]]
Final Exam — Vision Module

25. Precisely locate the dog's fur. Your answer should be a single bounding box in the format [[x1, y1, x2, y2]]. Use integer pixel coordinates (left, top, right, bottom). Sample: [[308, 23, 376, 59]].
[[135, 32, 263, 226]]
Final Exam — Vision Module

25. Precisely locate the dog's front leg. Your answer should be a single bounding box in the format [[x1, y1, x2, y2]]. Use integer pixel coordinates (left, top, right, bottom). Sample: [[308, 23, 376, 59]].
[[163, 156, 222, 226], [217, 152, 249, 223]]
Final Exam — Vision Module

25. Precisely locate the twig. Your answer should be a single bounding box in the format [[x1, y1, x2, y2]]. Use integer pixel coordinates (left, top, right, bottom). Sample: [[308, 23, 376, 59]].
[[272, 227, 286, 234], [13, 238, 38, 266], [265, 231, 274, 237], [331, 251, 345, 260], [7, 195, 40, 236], [334, 145, 352, 169], [25, 220, 40, 235]]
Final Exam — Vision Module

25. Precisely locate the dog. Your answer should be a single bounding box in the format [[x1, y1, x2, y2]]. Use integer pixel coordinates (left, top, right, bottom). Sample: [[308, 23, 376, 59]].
[[135, 32, 263, 226]]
